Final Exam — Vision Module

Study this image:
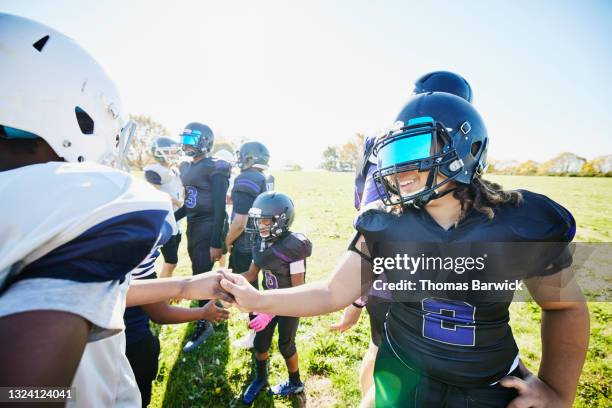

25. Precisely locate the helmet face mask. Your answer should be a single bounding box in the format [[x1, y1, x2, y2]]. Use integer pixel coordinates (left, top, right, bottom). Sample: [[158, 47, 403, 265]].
[[151, 136, 180, 164]]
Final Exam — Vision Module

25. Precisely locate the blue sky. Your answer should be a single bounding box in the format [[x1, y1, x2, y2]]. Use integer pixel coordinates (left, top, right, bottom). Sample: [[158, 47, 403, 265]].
[[2, 0, 611, 168]]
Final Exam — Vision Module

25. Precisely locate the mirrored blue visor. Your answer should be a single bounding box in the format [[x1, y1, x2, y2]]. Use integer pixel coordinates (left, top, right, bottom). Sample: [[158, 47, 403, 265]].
[[180, 129, 202, 146], [377, 132, 433, 169]]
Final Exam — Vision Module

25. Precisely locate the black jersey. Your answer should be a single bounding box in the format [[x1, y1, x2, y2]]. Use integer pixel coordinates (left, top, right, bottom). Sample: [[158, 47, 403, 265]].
[[252, 232, 312, 290], [179, 157, 231, 220], [354, 190, 575, 388], [231, 169, 268, 253]]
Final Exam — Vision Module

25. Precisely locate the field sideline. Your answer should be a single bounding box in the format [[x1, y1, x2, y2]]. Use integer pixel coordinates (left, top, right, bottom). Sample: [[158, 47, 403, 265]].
[[143, 172, 611, 407]]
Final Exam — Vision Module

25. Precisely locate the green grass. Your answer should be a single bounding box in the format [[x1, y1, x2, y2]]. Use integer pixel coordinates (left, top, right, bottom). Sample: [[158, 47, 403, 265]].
[[147, 172, 611, 407]]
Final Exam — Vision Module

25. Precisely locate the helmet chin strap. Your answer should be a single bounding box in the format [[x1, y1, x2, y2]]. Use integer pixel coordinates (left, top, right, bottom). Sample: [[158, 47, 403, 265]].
[[410, 168, 458, 209]]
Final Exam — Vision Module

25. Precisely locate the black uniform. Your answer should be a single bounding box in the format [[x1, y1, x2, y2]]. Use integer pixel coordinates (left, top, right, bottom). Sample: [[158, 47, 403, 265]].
[[229, 169, 268, 282], [354, 190, 575, 407], [252, 232, 312, 359], [180, 157, 231, 277]]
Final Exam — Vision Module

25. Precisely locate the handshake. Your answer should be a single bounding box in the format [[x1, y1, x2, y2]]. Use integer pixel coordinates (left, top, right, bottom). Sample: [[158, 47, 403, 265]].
[[184, 269, 261, 312]]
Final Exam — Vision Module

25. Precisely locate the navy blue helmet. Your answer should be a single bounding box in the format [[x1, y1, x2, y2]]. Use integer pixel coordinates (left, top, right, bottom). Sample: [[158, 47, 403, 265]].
[[236, 141, 270, 170], [413, 71, 473, 103], [150, 136, 180, 163], [180, 122, 214, 157], [247, 191, 295, 240], [373, 92, 488, 208]]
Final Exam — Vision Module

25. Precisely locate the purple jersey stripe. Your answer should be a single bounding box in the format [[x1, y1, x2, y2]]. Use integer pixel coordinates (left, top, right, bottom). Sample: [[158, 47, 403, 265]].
[[234, 178, 261, 194], [271, 246, 292, 263]]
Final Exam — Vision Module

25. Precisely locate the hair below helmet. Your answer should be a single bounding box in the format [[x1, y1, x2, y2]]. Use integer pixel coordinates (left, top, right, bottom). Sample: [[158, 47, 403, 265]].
[[247, 191, 295, 240], [237, 141, 270, 170], [413, 71, 473, 103]]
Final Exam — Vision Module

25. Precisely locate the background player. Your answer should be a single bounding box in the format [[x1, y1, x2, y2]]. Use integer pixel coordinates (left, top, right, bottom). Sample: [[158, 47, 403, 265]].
[[179, 122, 232, 351], [225, 141, 272, 348], [144, 136, 184, 278]]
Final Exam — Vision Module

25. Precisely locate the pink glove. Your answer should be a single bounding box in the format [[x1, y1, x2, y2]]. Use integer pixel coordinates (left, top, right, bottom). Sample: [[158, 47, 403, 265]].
[[248, 313, 275, 332]]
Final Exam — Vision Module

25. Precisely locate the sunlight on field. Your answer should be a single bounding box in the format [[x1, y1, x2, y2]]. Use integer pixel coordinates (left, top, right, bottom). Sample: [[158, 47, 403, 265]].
[[147, 172, 611, 407]]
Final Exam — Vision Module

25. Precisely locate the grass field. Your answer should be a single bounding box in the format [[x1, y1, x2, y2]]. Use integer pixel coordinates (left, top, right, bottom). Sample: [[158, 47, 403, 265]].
[[146, 172, 611, 407]]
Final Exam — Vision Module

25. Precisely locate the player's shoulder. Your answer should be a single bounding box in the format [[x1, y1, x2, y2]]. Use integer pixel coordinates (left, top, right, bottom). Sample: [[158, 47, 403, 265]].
[[276, 232, 313, 261], [497, 189, 575, 241], [354, 203, 396, 234], [209, 157, 232, 177], [233, 169, 266, 195]]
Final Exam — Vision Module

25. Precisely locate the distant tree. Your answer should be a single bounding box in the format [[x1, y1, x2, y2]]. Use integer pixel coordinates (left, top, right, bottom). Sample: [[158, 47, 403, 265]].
[[515, 160, 539, 175], [321, 146, 340, 171], [128, 114, 171, 169]]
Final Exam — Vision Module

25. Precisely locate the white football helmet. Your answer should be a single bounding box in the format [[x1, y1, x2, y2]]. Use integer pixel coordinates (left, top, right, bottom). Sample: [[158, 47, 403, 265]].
[[0, 13, 134, 167]]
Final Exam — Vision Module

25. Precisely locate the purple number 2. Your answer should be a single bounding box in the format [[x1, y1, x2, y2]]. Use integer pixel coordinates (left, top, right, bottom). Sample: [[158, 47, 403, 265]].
[[422, 297, 476, 347]]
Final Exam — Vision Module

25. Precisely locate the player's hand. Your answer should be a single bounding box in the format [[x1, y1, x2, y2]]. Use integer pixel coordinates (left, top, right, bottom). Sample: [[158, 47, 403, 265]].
[[330, 303, 362, 332], [501, 361, 569, 408], [182, 271, 234, 303], [200, 302, 230, 324], [249, 313, 275, 332], [210, 246, 223, 263], [219, 270, 262, 312]]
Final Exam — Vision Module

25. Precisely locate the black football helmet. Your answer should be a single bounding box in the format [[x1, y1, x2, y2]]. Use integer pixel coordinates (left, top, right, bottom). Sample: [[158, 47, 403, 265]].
[[180, 122, 214, 157], [247, 191, 295, 241], [413, 71, 473, 103], [373, 92, 488, 209], [236, 141, 270, 170], [150, 136, 180, 163]]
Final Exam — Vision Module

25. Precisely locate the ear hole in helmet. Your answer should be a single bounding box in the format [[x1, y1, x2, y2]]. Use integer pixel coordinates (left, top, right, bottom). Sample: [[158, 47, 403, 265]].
[[75, 107, 94, 134], [32, 35, 50, 52], [471, 141, 482, 157]]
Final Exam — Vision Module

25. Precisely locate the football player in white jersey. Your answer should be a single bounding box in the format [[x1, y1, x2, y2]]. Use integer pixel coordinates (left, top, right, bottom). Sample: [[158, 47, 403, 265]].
[[144, 136, 185, 278], [0, 13, 231, 406]]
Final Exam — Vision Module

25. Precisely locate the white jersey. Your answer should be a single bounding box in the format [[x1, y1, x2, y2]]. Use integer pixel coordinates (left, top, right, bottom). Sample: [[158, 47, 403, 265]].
[[143, 162, 184, 212], [0, 161, 176, 292], [0, 161, 177, 408]]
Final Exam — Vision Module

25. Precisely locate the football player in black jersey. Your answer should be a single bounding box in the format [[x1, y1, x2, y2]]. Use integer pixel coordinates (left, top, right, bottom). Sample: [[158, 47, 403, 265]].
[[338, 71, 475, 404], [179, 122, 232, 352], [221, 93, 589, 407], [238, 192, 312, 404], [225, 141, 272, 348]]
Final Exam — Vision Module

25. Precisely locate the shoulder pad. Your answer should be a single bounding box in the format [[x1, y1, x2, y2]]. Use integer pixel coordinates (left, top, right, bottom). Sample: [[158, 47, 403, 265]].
[[276, 233, 313, 262], [354, 208, 395, 234], [210, 158, 232, 178], [506, 190, 575, 242], [233, 171, 266, 196], [144, 169, 162, 185]]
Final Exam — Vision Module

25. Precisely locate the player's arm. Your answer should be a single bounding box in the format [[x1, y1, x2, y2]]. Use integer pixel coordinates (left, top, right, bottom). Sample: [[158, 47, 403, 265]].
[[241, 261, 260, 283], [210, 173, 230, 249], [226, 213, 248, 246], [290, 259, 306, 287], [0, 311, 90, 387], [141, 301, 229, 324], [502, 274, 589, 408], [126, 272, 233, 307], [221, 236, 369, 316]]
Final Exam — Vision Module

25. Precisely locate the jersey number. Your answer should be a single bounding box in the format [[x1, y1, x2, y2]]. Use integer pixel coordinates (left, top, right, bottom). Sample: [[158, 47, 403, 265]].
[[422, 298, 476, 347], [185, 186, 197, 208], [263, 270, 278, 289]]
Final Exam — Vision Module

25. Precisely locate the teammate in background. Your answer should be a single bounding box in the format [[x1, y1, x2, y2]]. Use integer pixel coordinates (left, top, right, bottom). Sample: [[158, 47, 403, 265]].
[[225, 141, 272, 348], [239, 192, 311, 404], [144, 137, 184, 278], [179, 122, 232, 352], [221, 92, 588, 408], [336, 70, 476, 403], [0, 14, 231, 406]]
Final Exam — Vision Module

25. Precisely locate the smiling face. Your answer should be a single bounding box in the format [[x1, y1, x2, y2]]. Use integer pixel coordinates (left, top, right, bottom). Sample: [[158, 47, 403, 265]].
[[256, 217, 273, 238]]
